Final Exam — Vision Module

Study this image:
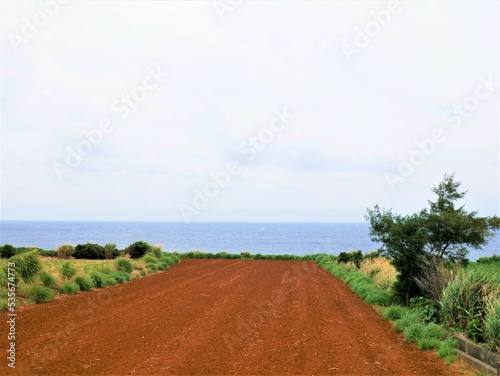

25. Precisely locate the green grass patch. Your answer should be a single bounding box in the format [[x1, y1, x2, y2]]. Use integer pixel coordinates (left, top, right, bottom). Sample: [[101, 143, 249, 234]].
[[39, 271, 57, 288], [60, 261, 77, 280], [437, 338, 458, 364], [59, 281, 80, 294], [24, 285, 56, 304], [115, 258, 133, 273], [383, 305, 407, 321], [74, 276, 94, 291]]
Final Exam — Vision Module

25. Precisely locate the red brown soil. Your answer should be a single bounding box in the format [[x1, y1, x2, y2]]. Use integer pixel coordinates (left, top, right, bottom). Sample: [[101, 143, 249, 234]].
[[1, 259, 469, 375]]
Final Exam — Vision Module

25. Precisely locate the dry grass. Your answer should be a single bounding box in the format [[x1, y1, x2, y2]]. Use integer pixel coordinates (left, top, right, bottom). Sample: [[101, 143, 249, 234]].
[[359, 258, 398, 291]]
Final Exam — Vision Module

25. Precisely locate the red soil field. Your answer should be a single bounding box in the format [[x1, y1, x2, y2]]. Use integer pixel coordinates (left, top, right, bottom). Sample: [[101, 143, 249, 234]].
[[1, 259, 468, 375]]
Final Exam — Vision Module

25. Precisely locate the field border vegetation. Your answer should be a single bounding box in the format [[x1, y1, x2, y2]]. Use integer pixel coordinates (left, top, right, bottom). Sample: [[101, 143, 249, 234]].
[[0, 242, 180, 311]]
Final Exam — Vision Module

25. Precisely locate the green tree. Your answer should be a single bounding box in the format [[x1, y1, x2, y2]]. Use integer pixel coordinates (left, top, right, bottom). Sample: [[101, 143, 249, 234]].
[[366, 173, 500, 304]]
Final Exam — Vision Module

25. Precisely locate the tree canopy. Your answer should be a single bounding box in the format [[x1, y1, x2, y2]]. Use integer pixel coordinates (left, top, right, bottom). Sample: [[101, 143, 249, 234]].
[[366, 173, 500, 303]]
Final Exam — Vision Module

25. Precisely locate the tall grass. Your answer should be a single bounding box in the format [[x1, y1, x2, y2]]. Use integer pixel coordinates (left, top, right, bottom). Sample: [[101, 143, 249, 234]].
[[359, 258, 397, 291], [8, 252, 41, 282], [440, 269, 498, 342]]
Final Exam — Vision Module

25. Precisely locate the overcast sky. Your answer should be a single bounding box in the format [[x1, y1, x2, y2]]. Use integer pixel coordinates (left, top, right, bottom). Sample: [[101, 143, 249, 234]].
[[0, 1, 499, 222]]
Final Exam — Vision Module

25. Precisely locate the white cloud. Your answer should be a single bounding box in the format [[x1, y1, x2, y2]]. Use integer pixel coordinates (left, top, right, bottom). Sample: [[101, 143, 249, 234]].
[[1, 0, 498, 221]]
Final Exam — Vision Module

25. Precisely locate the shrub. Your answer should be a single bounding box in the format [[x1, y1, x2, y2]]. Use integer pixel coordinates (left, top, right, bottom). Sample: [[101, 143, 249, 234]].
[[477, 255, 500, 264], [90, 272, 105, 288], [359, 258, 397, 291], [74, 243, 105, 259], [140, 269, 147, 276], [60, 282, 80, 294], [56, 244, 75, 259], [338, 251, 363, 268], [115, 258, 133, 273], [109, 271, 129, 284], [149, 246, 163, 259], [39, 272, 57, 288], [241, 252, 252, 259], [146, 263, 158, 272], [126, 241, 151, 259], [24, 285, 56, 304], [74, 276, 94, 291], [383, 305, 407, 321], [8, 252, 41, 282], [437, 338, 458, 363], [60, 261, 77, 280], [103, 275, 117, 286], [103, 243, 119, 259], [158, 261, 169, 271], [0, 244, 17, 258], [143, 255, 158, 264]]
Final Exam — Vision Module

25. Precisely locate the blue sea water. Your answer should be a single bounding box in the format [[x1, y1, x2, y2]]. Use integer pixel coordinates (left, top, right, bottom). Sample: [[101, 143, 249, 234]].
[[0, 221, 498, 261]]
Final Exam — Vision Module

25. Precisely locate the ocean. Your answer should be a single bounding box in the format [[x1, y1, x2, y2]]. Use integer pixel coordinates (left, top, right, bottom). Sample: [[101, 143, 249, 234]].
[[0, 221, 498, 261]]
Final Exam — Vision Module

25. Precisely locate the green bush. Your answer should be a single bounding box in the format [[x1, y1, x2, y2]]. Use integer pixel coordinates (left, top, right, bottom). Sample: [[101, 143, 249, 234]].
[[140, 269, 147, 276], [241, 252, 252, 259], [143, 255, 158, 264], [74, 276, 94, 291], [383, 305, 407, 321], [476, 255, 500, 264], [338, 251, 363, 268], [60, 281, 80, 294], [56, 244, 75, 259], [60, 261, 77, 280], [39, 272, 57, 288], [74, 243, 105, 259], [115, 258, 133, 273], [109, 271, 129, 284], [24, 285, 56, 304], [149, 246, 163, 259], [146, 263, 158, 272], [103, 243, 119, 259], [90, 272, 105, 288], [0, 244, 17, 259], [8, 252, 41, 282], [157, 261, 169, 271], [103, 276, 117, 286], [126, 241, 151, 259]]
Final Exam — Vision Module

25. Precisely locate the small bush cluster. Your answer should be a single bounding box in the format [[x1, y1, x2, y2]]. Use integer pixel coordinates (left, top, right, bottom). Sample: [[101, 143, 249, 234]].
[[0, 244, 17, 259], [338, 250, 363, 268], [56, 244, 75, 259]]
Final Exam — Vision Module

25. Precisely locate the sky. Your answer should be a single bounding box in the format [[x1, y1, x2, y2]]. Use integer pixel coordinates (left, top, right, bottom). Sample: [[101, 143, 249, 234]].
[[0, 0, 499, 222]]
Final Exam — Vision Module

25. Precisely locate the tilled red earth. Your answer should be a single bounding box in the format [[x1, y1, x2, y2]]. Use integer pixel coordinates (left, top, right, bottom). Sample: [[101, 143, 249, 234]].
[[1, 259, 467, 375]]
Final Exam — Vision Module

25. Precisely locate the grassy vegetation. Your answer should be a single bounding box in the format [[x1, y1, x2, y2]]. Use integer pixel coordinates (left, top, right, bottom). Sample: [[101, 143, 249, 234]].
[[313, 252, 500, 362], [0, 243, 181, 310]]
